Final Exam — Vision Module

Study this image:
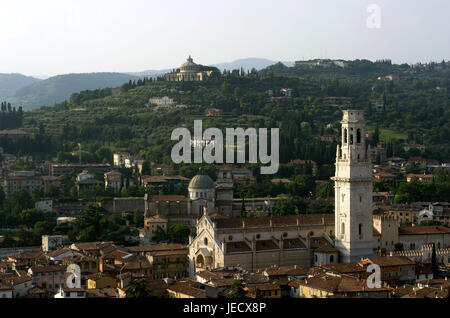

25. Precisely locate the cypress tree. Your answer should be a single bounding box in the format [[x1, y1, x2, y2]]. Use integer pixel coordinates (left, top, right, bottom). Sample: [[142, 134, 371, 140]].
[[431, 243, 438, 276]]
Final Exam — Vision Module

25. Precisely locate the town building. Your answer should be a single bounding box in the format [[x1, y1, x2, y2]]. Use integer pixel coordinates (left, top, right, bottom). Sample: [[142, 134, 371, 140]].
[[141, 215, 168, 242], [113, 152, 130, 167], [104, 171, 122, 192], [1, 171, 43, 196], [149, 96, 174, 106]]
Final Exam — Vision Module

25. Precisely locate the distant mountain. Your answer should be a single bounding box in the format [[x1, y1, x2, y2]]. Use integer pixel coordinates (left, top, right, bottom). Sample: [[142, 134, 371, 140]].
[[7, 72, 140, 110], [211, 58, 293, 72], [0, 73, 41, 100], [127, 69, 172, 77]]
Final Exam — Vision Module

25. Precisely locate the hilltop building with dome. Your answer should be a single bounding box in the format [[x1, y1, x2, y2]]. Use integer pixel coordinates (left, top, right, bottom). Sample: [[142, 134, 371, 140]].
[[165, 55, 220, 82]]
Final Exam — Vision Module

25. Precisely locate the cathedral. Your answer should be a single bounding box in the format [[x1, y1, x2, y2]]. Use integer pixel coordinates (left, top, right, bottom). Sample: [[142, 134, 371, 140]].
[[186, 110, 376, 276]]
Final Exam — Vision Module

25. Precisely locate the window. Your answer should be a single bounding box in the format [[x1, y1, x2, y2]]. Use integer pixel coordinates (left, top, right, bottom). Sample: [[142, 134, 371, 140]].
[[283, 232, 288, 238], [358, 223, 362, 235], [357, 129, 361, 143], [350, 134, 354, 145], [341, 223, 345, 235], [228, 235, 233, 241], [344, 129, 347, 143], [204, 237, 208, 246], [330, 255, 334, 263]]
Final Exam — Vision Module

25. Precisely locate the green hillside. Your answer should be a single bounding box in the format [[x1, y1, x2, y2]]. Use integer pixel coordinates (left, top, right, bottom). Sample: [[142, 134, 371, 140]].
[[0, 59, 446, 169], [7, 72, 140, 110], [0, 73, 41, 99]]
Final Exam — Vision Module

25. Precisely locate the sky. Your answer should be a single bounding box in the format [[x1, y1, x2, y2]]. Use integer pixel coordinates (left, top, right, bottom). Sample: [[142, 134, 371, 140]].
[[0, 0, 449, 77]]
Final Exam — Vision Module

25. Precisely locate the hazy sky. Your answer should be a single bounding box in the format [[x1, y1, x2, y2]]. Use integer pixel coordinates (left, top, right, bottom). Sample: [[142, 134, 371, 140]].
[[1, 0, 449, 77]]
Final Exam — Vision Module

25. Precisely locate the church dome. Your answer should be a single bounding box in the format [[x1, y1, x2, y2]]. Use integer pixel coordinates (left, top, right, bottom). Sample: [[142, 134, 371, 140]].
[[189, 174, 214, 189], [182, 55, 197, 67]]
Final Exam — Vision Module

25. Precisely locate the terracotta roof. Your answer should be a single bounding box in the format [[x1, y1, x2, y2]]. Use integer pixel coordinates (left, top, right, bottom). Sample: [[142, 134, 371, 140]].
[[242, 273, 270, 285], [295, 273, 388, 293], [166, 280, 205, 297], [283, 238, 307, 249], [319, 262, 367, 274], [374, 172, 396, 177], [87, 272, 116, 282], [145, 215, 168, 223], [364, 256, 416, 267], [255, 240, 278, 251], [3, 275, 32, 286], [406, 174, 434, 179], [416, 278, 447, 286], [123, 259, 152, 270], [86, 288, 118, 298], [409, 287, 439, 298], [8, 250, 43, 260], [150, 249, 187, 257], [226, 241, 252, 253], [214, 214, 334, 229], [309, 237, 334, 250], [247, 282, 280, 293], [72, 242, 115, 251], [46, 248, 73, 258], [399, 225, 450, 235], [61, 288, 86, 293], [127, 243, 186, 253], [145, 279, 169, 291], [101, 249, 132, 260], [29, 265, 66, 273], [209, 278, 235, 287], [392, 284, 414, 297], [261, 265, 308, 277], [208, 213, 229, 220]]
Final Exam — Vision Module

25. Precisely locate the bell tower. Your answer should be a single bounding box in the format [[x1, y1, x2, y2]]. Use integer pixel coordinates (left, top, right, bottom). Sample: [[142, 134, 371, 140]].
[[332, 110, 374, 262]]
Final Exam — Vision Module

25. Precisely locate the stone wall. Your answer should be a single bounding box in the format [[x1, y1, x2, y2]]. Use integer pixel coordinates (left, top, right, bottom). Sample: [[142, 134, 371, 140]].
[[100, 197, 145, 213]]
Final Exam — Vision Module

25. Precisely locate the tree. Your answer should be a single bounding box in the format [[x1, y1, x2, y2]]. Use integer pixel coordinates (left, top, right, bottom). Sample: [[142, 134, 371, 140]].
[[373, 124, 380, 146], [133, 210, 143, 227], [227, 279, 247, 298], [240, 197, 247, 218], [168, 224, 190, 244], [431, 243, 438, 276], [152, 225, 168, 243], [127, 279, 156, 298]]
